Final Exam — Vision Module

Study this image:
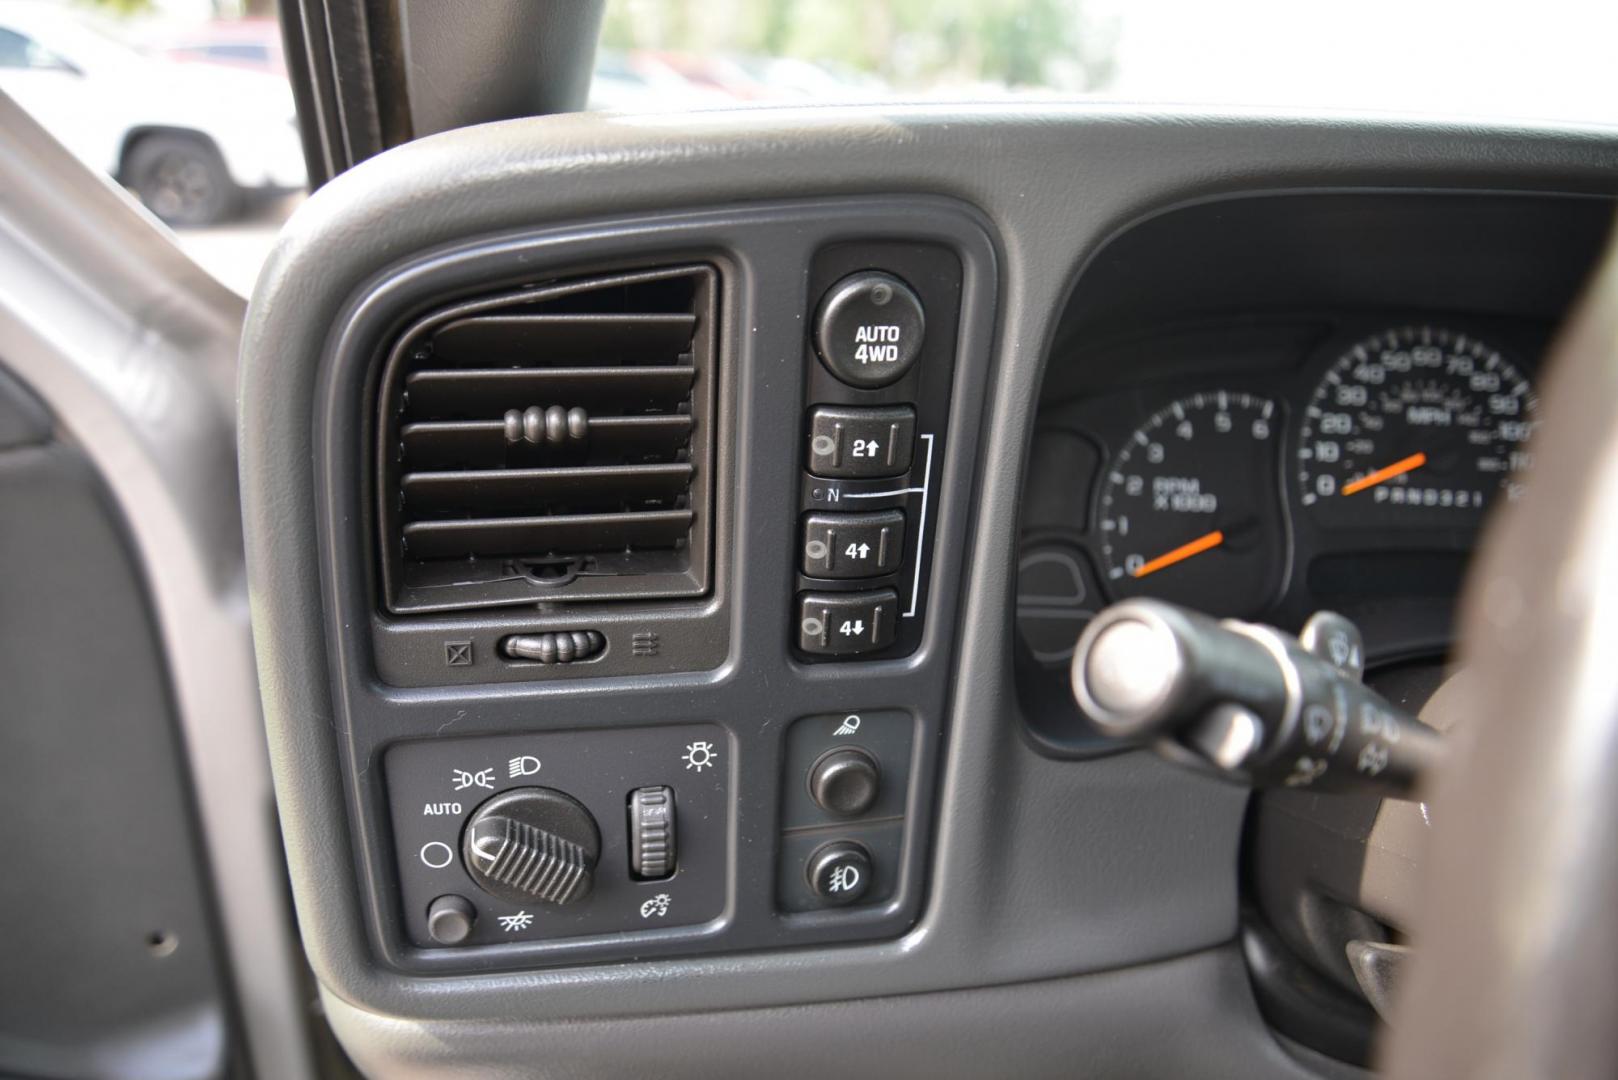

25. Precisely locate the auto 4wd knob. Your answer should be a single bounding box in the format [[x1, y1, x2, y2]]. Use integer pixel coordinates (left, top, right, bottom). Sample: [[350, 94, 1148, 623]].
[[461, 787, 600, 906]]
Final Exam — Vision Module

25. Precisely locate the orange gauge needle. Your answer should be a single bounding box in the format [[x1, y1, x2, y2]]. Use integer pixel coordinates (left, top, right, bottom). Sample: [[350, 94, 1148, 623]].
[[1341, 451, 1428, 497], [1132, 529, 1225, 579]]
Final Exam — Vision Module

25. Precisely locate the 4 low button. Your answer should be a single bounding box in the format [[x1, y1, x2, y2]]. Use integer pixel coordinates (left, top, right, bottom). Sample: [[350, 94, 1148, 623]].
[[802, 509, 905, 578], [797, 589, 899, 656]]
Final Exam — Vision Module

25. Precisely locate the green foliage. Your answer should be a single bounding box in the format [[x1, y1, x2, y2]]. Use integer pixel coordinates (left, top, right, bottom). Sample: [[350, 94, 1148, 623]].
[[77, 0, 154, 14], [601, 0, 1115, 92]]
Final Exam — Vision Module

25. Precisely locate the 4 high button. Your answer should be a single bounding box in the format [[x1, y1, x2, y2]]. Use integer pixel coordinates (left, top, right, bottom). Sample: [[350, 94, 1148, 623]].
[[802, 509, 905, 579], [797, 589, 899, 656]]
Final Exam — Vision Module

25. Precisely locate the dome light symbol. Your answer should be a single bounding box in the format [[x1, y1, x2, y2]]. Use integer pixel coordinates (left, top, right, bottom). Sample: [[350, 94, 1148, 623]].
[[682, 740, 716, 773]]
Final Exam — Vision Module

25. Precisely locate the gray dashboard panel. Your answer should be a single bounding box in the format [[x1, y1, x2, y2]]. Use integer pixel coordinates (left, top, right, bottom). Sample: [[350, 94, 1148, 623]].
[[238, 104, 1618, 1070], [321, 946, 1342, 1080]]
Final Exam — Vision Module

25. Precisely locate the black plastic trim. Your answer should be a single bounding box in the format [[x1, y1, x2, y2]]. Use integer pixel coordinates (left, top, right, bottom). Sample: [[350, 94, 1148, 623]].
[[377, 264, 717, 615], [310, 197, 998, 972]]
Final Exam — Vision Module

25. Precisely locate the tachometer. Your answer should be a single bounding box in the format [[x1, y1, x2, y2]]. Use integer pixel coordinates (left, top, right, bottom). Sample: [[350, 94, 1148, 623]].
[[1098, 391, 1285, 616], [1297, 326, 1536, 526]]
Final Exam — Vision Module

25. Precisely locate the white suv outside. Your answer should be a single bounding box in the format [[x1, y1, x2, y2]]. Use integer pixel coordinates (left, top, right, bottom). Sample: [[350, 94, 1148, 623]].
[[0, 1, 305, 226]]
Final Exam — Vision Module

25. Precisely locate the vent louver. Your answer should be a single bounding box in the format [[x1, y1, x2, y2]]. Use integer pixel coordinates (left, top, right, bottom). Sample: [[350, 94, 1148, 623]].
[[376, 265, 718, 614]]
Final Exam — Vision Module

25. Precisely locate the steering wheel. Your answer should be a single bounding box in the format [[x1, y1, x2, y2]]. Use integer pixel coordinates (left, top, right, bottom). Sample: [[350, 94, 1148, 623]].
[[1385, 243, 1618, 1076]]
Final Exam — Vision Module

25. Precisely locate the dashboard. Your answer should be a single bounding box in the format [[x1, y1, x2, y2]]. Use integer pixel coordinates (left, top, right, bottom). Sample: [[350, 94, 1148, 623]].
[[230, 109, 1618, 1078]]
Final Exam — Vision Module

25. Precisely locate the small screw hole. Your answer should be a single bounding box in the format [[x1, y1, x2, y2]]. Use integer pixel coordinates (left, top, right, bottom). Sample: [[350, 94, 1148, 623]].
[[146, 931, 179, 958]]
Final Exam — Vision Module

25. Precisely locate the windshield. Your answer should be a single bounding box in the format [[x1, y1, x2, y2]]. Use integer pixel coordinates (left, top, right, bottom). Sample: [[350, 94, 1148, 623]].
[[592, 0, 1618, 127], [5, 0, 1609, 303]]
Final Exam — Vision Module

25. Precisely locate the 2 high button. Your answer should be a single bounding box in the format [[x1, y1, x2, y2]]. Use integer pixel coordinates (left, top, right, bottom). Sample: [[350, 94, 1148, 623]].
[[806, 405, 916, 480]]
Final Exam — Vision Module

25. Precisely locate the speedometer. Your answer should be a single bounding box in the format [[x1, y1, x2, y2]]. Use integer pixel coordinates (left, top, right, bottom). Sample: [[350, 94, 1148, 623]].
[[1297, 326, 1536, 526], [1098, 391, 1285, 616]]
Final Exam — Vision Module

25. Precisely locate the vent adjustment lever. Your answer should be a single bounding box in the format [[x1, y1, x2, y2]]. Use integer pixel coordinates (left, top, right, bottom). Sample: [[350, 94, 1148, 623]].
[[501, 631, 606, 664]]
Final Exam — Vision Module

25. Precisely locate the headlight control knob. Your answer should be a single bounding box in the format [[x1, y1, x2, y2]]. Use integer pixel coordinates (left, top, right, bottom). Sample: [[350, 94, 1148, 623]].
[[461, 787, 600, 906]]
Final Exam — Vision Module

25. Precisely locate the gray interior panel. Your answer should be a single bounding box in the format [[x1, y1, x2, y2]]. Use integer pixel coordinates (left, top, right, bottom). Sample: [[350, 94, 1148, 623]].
[[0, 430, 233, 1080], [237, 105, 1618, 1073], [0, 93, 315, 1080], [398, 0, 605, 136], [0, 365, 50, 449]]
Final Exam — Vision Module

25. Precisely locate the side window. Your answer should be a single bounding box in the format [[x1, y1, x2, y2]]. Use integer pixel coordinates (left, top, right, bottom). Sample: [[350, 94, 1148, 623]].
[[0, 28, 34, 68], [0, 28, 68, 71], [208, 45, 270, 63]]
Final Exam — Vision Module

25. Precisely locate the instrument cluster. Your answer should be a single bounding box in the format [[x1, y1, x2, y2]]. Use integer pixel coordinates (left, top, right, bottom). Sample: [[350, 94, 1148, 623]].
[[1016, 316, 1544, 678]]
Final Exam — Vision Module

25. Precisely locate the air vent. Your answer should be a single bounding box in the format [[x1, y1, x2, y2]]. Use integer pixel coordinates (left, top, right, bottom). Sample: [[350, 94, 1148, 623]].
[[376, 265, 718, 614]]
